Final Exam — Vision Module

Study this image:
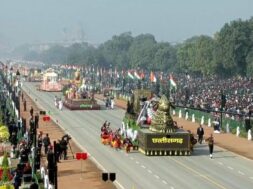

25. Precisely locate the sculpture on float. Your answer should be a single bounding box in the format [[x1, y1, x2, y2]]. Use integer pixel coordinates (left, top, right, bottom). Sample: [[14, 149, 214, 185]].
[[28, 68, 42, 82], [63, 69, 100, 110], [40, 68, 63, 92]]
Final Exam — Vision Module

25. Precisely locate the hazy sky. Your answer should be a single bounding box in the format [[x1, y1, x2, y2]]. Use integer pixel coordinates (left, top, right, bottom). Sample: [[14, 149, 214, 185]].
[[1, 0, 253, 47]]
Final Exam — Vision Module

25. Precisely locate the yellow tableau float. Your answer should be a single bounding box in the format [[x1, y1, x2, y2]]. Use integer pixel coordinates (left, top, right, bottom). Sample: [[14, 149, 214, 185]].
[[63, 70, 100, 110]]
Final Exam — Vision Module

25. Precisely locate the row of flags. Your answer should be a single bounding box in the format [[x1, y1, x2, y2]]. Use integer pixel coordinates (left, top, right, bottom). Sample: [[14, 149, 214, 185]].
[[150, 71, 177, 88], [57, 64, 177, 89]]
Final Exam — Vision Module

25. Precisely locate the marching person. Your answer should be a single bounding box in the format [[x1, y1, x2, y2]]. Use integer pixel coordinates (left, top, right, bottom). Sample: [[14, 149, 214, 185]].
[[111, 98, 114, 109], [58, 99, 63, 111], [197, 124, 204, 144], [206, 134, 214, 159], [54, 96, 58, 108]]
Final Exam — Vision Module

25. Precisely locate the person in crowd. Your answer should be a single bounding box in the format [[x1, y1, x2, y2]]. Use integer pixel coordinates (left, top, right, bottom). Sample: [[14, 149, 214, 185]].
[[55, 140, 62, 162], [206, 134, 214, 159], [60, 136, 69, 160], [37, 132, 43, 152], [43, 133, 51, 155], [23, 99, 26, 111], [197, 124, 204, 144], [23, 163, 32, 183], [34, 112, 39, 128], [30, 106, 34, 117], [29, 183, 39, 189], [13, 171, 22, 189], [21, 92, 24, 101]]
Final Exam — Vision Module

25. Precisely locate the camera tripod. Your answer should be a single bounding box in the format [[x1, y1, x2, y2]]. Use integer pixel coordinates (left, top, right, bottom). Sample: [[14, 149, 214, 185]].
[[68, 142, 74, 159]]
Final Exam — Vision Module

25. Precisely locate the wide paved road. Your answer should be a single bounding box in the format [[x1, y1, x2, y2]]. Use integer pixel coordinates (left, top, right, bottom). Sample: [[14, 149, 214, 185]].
[[23, 82, 253, 189]]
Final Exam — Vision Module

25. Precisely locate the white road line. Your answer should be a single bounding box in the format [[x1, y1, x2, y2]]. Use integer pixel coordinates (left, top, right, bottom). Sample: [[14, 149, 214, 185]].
[[148, 170, 152, 174], [130, 157, 134, 160], [170, 187, 175, 189], [218, 162, 223, 165], [154, 175, 160, 179], [249, 177, 253, 180], [228, 166, 234, 170], [162, 180, 167, 184], [24, 89, 126, 189], [238, 171, 245, 175], [135, 161, 140, 164], [141, 165, 146, 169]]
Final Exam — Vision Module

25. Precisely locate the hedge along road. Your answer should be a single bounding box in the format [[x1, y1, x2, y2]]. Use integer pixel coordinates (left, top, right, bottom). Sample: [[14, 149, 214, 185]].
[[22, 82, 253, 189]]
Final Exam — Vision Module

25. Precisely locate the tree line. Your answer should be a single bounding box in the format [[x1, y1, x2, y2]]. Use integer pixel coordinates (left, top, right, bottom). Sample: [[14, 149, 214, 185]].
[[24, 17, 253, 77]]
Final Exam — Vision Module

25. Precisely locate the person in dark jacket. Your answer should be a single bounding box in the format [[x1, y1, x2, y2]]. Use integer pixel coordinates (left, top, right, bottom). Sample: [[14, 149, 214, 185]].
[[197, 124, 204, 144], [43, 133, 51, 155], [30, 106, 34, 117]]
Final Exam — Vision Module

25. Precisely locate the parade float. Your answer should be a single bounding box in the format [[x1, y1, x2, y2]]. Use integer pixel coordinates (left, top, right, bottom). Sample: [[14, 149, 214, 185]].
[[27, 68, 42, 82], [39, 68, 63, 92], [63, 69, 100, 110], [136, 95, 194, 156], [100, 89, 196, 156]]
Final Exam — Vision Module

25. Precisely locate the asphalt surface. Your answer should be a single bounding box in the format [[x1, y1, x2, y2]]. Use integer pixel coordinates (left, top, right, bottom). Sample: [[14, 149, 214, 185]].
[[23, 82, 253, 189]]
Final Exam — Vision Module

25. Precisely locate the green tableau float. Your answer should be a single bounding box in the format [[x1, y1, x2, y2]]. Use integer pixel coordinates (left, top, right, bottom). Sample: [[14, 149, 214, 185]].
[[123, 90, 196, 156]]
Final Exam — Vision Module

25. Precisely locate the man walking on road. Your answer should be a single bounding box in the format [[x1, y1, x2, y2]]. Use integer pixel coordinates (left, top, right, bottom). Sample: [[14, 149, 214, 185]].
[[206, 134, 214, 159], [197, 124, 204, 144]]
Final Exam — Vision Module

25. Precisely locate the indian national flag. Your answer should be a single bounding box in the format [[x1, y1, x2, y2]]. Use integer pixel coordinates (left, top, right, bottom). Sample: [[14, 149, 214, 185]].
[[150, 71, 157, 83], [127, 71, 134, 79], [115, 68, 120, 78], [169, 74, 177, 88], [134, 71, 141, 80]]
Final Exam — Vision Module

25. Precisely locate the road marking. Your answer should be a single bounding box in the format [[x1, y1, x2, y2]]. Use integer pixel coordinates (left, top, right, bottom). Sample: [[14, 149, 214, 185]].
[[170, 187, 175, 189], [218, 162, 223, 165], [162, 180, 167, 184], [148, 170, 152, 174], [154, 175, 160, 179], [238, 171, 245, 175], [135, 161, 140, 164], [169, 157, 227, 189], [249, 177, 253, 180], [24, 88, 127, 189], [141, 165, 146, 169], [227, 166, 234, 170], [130, 157, 134, 160]]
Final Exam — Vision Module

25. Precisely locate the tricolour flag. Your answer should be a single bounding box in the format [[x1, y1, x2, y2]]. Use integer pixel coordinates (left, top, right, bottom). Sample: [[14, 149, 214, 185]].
[[169, 74, 177, 88], [127, 71, 134, 79], [134, 71, 141, 80], [115, 68, 120, 78], [140, 71, 145, 80], [150, 71, 157, 83]]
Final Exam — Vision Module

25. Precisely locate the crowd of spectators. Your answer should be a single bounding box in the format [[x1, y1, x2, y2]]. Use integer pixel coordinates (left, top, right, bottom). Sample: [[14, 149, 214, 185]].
[[172, 74, 253, 119]]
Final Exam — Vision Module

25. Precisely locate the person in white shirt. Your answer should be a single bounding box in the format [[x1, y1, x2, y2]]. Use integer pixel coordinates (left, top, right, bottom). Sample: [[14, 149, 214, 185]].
[[58, 99, 63, 111], [111, 99, 114, 109]]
